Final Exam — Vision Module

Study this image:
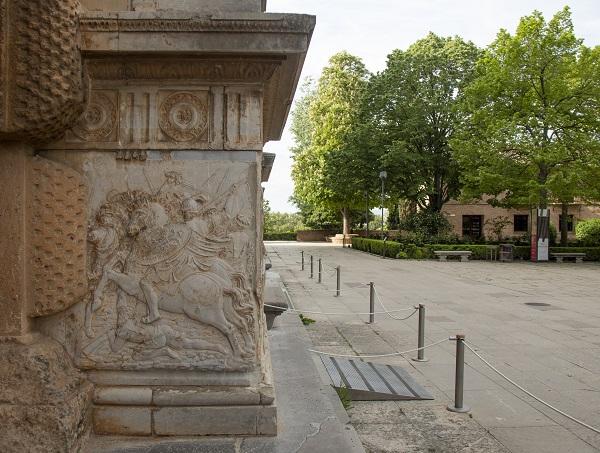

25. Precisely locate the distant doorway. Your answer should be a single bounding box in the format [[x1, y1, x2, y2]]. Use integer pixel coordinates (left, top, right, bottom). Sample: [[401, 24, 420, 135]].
[[462, 215, 483, 239]]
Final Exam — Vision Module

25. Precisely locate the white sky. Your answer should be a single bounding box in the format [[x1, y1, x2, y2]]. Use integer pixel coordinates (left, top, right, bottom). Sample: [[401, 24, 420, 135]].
[[263, 1, 600, 213]]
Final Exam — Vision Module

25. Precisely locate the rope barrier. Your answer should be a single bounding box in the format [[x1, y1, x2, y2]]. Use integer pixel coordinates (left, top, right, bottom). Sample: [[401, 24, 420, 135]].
[[264, 303, 417, 316], [308, 337, 449, 359], [464, 341, 600, 435], [373, 286, 418, 321]]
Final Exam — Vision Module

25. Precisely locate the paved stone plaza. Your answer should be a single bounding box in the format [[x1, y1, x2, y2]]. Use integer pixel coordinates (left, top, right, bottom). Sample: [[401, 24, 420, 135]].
[[267, 242, 600, 453]]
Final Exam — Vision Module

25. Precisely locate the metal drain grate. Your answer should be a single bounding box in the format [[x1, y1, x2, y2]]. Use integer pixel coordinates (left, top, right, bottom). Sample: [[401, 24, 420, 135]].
[[320, 356, 433, 401]]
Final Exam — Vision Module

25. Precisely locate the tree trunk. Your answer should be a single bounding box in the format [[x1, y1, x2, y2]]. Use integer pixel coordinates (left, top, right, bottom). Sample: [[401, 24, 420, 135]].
[[341, 207, 350, 236], [560, 202, 569, 246]]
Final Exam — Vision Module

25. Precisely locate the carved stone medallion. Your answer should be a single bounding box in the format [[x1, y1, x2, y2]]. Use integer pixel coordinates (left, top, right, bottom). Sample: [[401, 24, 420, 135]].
[[72, 91, 117, 142], [158, 92, 208, 142]]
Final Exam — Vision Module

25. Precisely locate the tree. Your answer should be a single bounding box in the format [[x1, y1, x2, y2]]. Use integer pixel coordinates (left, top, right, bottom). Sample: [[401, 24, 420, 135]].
[[484, 216, 513, 242], [362, 33, 481, 212], [453, 7, 600, 254], [291, 52, 373, 235], [263, 200, 305, 234]]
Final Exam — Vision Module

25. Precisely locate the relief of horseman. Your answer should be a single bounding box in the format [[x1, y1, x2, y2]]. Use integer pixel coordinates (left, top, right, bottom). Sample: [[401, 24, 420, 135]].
[[90, 199, 255, 359]]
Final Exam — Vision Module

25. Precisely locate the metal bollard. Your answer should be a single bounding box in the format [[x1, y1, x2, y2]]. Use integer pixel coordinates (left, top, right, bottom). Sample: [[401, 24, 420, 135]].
[[318, 258, 322, 283], [301, 251, 305, 271], [310, 255, 314, 279], [369, 282, 375, 324], [412, 304, 429, 362], [447, 334, 470, 413], [335, 266, 341, 297]]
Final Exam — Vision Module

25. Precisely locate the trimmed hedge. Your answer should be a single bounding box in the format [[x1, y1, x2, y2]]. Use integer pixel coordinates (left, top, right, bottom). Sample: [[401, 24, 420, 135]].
[[351, 237, 431, 259], [264, 232, 296, 241], [351, 238, 600, 261]]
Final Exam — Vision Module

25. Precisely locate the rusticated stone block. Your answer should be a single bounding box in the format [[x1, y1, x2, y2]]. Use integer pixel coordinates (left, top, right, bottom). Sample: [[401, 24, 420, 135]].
[[29, 156, 88, 317], [0, 0, 85, 143]]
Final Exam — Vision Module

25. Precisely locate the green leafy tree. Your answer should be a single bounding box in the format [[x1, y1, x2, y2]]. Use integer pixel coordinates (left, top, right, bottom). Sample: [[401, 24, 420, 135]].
[[263, 200, 305, 234], [362, 33, 481, 212], [291, 52, 372, 235], [453, 7, 600, 249], [576, 219, 600, 246]]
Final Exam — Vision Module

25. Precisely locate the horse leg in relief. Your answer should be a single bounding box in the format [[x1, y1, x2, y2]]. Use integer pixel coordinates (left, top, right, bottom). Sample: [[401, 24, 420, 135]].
[[106, 270, 145, 298], [140, 280, 162, 324]]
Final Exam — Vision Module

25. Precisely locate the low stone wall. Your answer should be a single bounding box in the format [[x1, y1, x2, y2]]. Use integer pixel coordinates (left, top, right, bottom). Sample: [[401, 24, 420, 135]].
[[296, 230, 338, 242]]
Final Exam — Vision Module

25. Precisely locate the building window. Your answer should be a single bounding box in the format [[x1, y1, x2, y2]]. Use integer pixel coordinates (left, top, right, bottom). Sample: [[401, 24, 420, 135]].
[[462, 215, 483, 239], [559, 215, 574, 232], [513, 214, 529, 232]]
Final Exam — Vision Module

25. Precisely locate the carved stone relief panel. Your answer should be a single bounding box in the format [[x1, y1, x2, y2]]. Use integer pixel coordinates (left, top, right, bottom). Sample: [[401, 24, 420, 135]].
[[52, 83, 264, 151], [29, 156, 88, 317], [78, 157, 258, 372], [158, 91, 210, 143], [225, 88, 263, 150]]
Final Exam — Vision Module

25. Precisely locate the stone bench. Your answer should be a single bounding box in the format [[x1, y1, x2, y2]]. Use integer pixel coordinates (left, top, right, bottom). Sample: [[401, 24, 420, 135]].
[[551, 253, 586, 263], [434, 250, 472, 262]]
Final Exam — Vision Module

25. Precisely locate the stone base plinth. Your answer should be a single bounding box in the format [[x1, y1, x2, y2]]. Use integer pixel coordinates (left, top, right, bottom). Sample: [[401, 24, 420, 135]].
[[92, 385, 277, 436]]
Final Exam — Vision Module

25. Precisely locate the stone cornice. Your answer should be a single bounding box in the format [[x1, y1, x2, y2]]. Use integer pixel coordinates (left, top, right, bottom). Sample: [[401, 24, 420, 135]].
[[80, 13, 315, 35], [86, 57, 283, 83]]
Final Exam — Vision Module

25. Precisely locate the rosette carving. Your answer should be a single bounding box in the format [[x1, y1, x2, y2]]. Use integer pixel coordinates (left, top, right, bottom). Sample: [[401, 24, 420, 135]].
[[159, 92, 209, 142]]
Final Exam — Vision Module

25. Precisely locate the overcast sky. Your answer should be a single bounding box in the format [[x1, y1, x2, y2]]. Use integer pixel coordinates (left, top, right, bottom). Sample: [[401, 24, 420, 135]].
[[263, 1, 600, 213]]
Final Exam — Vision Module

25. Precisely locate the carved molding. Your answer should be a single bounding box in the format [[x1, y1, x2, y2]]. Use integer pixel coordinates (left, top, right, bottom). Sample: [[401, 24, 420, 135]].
[[29, 157, 88, 317], [80, 15, 316, 34], [159, 92, 209, 143], [0, 0, 85, 143], [86, 59, 281, 83]]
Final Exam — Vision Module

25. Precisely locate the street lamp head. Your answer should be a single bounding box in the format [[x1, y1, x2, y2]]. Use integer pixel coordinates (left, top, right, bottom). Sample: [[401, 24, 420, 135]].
[[379, 171, 387, 180]]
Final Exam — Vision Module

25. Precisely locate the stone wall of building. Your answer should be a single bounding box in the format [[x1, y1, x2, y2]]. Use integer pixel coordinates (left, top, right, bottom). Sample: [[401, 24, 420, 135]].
[[442, 200, 600, 240]]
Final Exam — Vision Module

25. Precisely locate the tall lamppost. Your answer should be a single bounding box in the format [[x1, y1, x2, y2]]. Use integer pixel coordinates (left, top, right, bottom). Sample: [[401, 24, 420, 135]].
[[379, 171, 387, 240], [365, 190, 369, 238]]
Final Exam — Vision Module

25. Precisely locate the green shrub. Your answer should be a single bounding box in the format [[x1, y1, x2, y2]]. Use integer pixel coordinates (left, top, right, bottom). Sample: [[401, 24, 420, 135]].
[[299, 314, 315, 325], [576, 219, 600, 246], [513, 246, 531, 260], [352, 238, 431, 259], [264, 232, 296, 241], [398, 211, 452, 242]]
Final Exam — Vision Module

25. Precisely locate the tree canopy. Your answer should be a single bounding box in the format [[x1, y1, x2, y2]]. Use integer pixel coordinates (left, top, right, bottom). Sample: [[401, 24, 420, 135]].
[[362, 33, 481, 212], [453, 7, 600, 211], [290, 52, 373, 234]]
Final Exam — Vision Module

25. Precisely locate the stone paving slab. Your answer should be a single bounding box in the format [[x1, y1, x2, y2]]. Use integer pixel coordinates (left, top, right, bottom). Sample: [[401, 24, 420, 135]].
[[267, 242, 600, 452]]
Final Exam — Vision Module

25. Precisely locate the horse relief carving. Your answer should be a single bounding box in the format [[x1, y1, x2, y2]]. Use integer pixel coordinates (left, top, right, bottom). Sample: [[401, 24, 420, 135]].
[[79, 170, 256, 371]]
